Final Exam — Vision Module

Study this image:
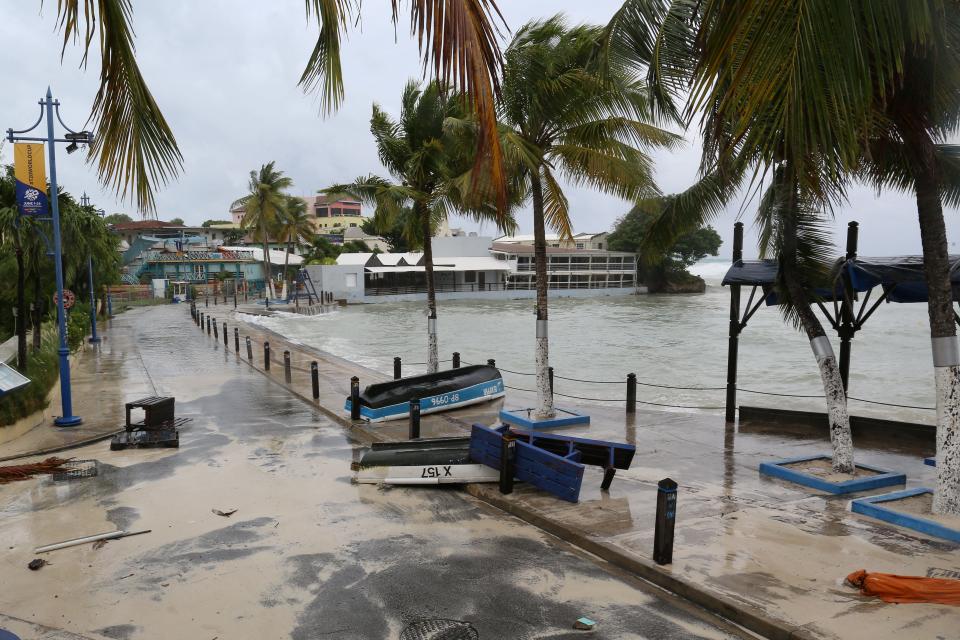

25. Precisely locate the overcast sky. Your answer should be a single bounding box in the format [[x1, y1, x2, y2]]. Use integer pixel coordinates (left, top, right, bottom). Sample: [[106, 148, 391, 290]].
[[2, 1, 957, 258]]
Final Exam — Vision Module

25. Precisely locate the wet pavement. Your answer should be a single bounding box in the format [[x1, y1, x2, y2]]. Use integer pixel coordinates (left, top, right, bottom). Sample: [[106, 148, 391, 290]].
[[219, 305, 959, 640], [0, 305, 748, 640]]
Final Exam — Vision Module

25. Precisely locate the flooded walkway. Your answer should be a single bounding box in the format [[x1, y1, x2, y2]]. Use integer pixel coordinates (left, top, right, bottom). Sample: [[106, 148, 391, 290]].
[[0, 305, 746, 640]]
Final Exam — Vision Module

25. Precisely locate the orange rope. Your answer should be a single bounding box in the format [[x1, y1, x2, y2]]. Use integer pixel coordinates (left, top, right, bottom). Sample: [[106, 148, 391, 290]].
[[0, 457, 73, 484]]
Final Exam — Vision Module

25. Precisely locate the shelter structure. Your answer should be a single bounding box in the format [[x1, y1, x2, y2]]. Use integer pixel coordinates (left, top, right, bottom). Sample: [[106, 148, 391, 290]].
[[722, 221, 960, 421]]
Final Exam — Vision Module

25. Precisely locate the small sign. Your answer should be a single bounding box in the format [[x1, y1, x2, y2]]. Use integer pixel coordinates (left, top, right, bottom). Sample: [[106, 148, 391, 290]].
[[14, 143, 49, 217], [0, 362, 31, 397], [54, 289, 76, 310]]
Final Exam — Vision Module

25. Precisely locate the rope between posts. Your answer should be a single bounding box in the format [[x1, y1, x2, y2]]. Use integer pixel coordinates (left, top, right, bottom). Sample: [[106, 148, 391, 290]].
[[502, 384, 724, 410]]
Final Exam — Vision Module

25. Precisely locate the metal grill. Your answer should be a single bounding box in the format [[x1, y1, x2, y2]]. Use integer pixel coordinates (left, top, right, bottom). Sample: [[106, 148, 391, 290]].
[[51, 459, 98, 482], [400, 619, 478, 640]]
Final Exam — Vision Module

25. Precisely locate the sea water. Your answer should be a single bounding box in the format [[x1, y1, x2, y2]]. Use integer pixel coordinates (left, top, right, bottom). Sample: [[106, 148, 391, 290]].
[[246, 257, 936, 424]]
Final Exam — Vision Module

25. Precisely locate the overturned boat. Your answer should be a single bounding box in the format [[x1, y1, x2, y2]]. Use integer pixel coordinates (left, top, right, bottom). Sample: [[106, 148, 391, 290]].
[[354, 437, 499, 485], [344, 364, 505, 423]]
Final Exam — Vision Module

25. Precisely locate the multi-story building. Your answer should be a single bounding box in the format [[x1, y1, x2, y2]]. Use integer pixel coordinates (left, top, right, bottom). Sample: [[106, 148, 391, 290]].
[[232, 194, 371, 233], [489, 240, 636, 291]]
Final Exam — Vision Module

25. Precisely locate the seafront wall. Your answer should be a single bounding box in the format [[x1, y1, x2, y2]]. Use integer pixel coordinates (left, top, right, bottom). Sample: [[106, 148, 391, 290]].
[[360, 286, 644, 304]]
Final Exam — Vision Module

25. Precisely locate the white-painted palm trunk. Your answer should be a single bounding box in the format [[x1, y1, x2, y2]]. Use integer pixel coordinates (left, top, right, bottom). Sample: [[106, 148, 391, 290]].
[[535, 319, 554, 419], [811, 336, 854, 473], [932, 336, 960, 515], [427, 316, 439, 374]]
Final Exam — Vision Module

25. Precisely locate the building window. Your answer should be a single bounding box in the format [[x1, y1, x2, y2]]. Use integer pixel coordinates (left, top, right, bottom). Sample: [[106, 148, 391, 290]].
[[332, 208, 342, 216], [576, 242, 584, 249], [597, 243, 603, 250], [212, 233, 217, 240], [345, 273, 357, 288], [464, 271, 476, 283], [193, 264, 205, 279], [317, 206, 329, 218], [349, 223, 357, 227]]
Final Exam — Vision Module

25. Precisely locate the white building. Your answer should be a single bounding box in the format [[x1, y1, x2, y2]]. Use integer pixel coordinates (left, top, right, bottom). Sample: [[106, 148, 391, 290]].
[[305, 235, 640, 304]]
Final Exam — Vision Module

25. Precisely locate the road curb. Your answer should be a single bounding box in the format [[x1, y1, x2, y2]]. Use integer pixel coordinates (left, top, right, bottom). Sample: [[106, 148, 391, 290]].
[[466, 484, 820, 640]]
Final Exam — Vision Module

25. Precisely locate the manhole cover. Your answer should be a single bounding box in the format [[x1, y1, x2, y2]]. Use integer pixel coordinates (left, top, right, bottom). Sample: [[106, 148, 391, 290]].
[[399, 618, 478, 640]]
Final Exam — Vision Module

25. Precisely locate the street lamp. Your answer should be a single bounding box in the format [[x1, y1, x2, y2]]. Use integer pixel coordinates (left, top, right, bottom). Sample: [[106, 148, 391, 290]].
[[80, 193, 101, 345], [6, 88, 94, 427]]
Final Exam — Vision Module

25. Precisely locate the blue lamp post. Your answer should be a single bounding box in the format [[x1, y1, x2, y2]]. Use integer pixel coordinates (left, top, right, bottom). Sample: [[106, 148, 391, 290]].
[[6, 88, 94, 427], [80, 193, 101, 344]]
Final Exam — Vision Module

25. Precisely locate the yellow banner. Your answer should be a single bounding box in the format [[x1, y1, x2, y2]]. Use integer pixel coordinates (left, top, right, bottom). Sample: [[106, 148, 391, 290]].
[[14, 143, 46, 190], [14, 143, 49, 217]]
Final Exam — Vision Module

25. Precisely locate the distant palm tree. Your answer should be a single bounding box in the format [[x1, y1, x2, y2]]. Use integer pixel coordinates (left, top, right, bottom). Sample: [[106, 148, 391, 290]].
[[327, 80, 512, 373], [492, 17, 679, 419], [47, 1, 508, 217], [231, 163, 293, 298], [278, 196, 315, 295]]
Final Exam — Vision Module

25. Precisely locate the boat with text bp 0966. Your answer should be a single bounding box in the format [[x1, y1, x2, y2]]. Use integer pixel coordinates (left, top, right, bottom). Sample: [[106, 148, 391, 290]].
[[344, 365, 505, 422]]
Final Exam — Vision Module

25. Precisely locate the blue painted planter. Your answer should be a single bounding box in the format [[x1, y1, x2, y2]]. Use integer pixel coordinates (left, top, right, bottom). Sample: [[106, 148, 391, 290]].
[[851, 487, 960, 544], [499, 407, 590, 430], [759, 454, 906, 495]]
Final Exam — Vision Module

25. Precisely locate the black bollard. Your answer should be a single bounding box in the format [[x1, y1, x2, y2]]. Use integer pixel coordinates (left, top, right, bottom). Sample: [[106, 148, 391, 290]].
[[223, 322, 228, 347], [213, 320, 218, 340], [601, 468, 617, 491], [499, 436, 515, 495], [198, 312, 203, 328], [487, 358, 496, 367], [653, 478, 678, 565], [205, 295, 209, 308], [207, 316, 211, 335], [626, 373, 637, 414], [283, 351, 292, 383], [246, 336, 252, 360], [311, 361, 320, 399], [350, 377, 361, 420], [234, 327, 240, 352], [408, 399, 421, 439], [264, 342, 270, 371], [549, 366, 554, 394], [452, 352, 460, 369], [214, 295, 217, 306], [393, 357, 402, 380], [234, 293, 238, 309]]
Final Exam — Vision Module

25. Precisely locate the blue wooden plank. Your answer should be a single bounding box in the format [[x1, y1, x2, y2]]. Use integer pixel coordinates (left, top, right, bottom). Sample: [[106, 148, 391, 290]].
[[515, 441, 583, 503]]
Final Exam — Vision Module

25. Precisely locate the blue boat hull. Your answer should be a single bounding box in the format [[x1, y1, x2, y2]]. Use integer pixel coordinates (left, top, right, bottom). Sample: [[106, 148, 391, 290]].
[[345, 378, 505, 423]]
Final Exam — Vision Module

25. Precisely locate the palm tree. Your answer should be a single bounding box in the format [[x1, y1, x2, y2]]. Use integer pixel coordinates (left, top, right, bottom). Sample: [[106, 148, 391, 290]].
[[601, 1, 867, 471], [46, 1, 508, 217], [493, 17, 679, 419], [327, 80, 512, 373], [278, 196, 315, 295], [231, 163, 293, 298], [853, 2, 960, 514]]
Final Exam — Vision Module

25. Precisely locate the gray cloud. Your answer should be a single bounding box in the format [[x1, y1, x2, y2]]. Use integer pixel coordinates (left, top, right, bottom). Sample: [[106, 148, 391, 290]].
[[1, 1, 955, 258]]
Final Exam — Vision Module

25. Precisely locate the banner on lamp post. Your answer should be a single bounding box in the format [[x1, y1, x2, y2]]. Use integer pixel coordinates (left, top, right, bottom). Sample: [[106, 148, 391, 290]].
[[14, 143, 49, 217]]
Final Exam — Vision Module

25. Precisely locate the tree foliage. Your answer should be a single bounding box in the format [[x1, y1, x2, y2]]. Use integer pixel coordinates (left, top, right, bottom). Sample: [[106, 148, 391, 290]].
[[104, 213, 132, 224]]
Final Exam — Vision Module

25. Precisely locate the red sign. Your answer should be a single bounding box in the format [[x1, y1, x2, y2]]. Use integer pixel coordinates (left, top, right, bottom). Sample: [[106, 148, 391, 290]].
[[54, 289, 76, 310]]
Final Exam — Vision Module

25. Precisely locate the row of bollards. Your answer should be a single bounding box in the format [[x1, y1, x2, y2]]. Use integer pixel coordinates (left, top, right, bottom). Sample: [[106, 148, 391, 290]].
[[189, 307, 675, 567]]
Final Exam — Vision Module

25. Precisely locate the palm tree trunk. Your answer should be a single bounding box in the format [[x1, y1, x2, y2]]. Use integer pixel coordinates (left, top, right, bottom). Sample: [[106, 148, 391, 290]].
[[284, 239, 292, 300], [909, 130, 960, 515], [15, 242, 27, 371], [418, 201, 439, 373], [32, 268, 42, 351], [261, 218, 273, 299], [780, 186, 853, 473], [531, 174, 554, 419]]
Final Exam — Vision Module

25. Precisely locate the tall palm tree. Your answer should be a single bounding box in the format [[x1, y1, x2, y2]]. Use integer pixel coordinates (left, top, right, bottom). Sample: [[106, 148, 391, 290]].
[[854, 2, 960, 514], [493, 17, 679, 419], [46, 1, 508, 217], [327, 80, 512, 373], [601, 1, 869, 471], [231, 163, 293, 298], [278, 196, 315, 295]]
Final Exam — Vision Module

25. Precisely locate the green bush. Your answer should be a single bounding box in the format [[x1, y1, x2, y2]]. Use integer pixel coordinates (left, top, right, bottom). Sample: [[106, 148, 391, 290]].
[[66, 303, 92, 350], [0, 328, 60, 426]]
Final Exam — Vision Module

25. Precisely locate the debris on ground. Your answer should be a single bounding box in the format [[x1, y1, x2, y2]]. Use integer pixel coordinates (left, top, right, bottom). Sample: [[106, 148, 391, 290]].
[[51, 459, 99, 482], [27, 558, 48, 571], [212, 508, 237, 517], [0, 457, 73, 484], [35, 529, 152, 554], [846, 569, 960, 605], [92, 539, 108, 550], [573, 617, 596, 630]]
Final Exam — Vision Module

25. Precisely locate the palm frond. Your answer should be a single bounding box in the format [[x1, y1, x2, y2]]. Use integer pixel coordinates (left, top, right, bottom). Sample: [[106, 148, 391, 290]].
[[539, 169, 571, 241], [56, 0, 182, 217], [300, 0, 354, 113]]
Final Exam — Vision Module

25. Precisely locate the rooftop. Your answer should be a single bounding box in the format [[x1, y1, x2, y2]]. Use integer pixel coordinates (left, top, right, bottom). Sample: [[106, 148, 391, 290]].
[[111, 220, 186, 231]]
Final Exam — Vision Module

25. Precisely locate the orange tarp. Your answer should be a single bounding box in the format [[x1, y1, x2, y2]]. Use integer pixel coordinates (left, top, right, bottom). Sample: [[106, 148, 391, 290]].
[[847, 570, 960, 606]]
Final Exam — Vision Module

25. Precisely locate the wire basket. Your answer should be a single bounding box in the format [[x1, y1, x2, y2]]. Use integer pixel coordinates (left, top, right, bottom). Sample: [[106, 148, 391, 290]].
[[51, 459, 98, 482]]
